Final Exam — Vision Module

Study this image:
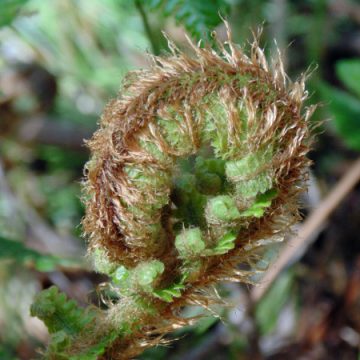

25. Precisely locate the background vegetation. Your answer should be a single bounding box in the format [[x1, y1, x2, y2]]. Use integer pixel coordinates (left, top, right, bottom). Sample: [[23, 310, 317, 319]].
[[0, 0, 359, 359]]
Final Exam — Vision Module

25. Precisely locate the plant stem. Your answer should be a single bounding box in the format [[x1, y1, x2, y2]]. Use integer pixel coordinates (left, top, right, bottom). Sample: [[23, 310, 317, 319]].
[[135, 0, 160, 55]]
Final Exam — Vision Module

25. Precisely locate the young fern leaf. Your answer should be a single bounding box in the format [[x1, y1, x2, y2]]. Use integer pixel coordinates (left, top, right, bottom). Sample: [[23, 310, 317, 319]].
[[31, 24, 316, 359], [30, 286, 117, 360]]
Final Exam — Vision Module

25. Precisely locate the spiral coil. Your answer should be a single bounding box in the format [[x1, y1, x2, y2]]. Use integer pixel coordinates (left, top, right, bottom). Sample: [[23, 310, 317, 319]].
[[31, 26, 315, 359]]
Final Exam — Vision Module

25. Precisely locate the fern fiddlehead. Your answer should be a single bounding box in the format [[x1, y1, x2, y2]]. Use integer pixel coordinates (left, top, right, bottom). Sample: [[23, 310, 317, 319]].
[[31, 26, 315, 359]]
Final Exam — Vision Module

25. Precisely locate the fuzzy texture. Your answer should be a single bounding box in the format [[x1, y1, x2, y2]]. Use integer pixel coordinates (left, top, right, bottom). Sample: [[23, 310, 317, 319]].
[[31, 25, 315, 360]]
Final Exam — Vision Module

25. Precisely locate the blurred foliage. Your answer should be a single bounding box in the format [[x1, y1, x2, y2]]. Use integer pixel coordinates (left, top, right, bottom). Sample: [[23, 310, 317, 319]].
[[320, 59, 360, 151], [255, 271, 296, 335], [0, 236, 76, 271], [0, 0, 359, 358], [0, 0, 30, 27], [320, 83, 360, 151], [337, 59, 360, 98], [142, 0, 230, 39]]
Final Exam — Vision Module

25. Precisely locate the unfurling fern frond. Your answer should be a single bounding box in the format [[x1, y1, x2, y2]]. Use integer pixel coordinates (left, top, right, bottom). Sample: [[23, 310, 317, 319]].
[[31, 24, 316, 359]]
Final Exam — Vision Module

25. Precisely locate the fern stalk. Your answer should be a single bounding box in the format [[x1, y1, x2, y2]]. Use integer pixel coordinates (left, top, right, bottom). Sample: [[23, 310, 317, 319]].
[[31, 24, 316, 359]]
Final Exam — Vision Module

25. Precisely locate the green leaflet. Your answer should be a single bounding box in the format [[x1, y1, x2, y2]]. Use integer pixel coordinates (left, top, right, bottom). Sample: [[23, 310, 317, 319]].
[[203, 95, 232, 158], [139, 138, 171, 164], [226, 151, 274, 199], [136, 260, 164, 288], [157, 113, 194, 154], [30, 286, 117, 359], [30, 286, 95, 335], [152, 271, 189, 302], [206, 231, 237, 256], [153, 283, 186, 302], [124, 164, 170, 190], [113, 265, 130, 284], [226, 154, 263, 179], [240, 189, 278, 218], [142, 0, 230, 40], [235, 174, 273, 199]]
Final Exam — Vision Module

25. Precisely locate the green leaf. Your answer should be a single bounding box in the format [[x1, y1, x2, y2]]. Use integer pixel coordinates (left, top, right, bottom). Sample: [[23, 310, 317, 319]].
[[255, 271, 295, 335], [153, 283, 185, 302], [30, 286, 95, 335], [319, 83, 360, 151], [208, 231, 237, 255], [0, 236, 76, 271], [240, 189, 278, 218], [0, 0, 30, 27], [336, 59, 360, 98], [142, 0, 230, 40], [193, 315, 218, 335], [31, 286, 116, 359]]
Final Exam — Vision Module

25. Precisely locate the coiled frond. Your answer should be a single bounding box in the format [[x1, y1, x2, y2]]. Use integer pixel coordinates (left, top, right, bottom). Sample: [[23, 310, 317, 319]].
[[32, 25, 315, 359]]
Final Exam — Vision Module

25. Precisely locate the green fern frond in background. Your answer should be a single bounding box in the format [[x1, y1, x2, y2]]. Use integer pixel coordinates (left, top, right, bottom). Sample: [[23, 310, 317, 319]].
[[30, 286, 117, 360], [143, 0, 230, 39], [319, 59, 360, 151], [30, 286, 94, 335], [0, 0, 30, 27], [337, 60, 360, 98]]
